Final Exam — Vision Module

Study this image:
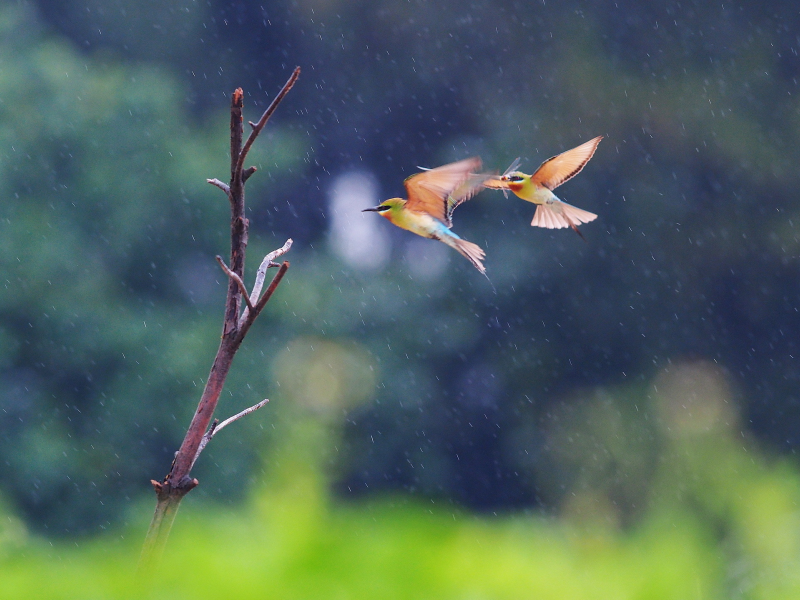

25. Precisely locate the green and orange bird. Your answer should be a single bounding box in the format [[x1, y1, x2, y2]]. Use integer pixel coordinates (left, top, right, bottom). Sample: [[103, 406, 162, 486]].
[[485, 136, 603, 240], [362, 157, 491, 274]]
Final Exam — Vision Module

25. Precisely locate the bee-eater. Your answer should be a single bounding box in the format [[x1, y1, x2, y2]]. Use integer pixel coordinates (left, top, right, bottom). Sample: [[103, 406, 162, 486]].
[[362, 157, 490, 274], [484, 136, 602, 240]]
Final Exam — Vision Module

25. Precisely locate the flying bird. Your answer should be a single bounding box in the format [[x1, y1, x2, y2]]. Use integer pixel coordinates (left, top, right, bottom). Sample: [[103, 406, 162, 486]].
[[484, 136, 603, 240], [362, 157, 490, 274]]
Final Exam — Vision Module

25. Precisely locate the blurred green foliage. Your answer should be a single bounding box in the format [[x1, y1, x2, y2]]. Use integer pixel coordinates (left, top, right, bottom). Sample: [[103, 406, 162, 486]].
[[4, 363, 800, 598], [0, 3, 305, 531]]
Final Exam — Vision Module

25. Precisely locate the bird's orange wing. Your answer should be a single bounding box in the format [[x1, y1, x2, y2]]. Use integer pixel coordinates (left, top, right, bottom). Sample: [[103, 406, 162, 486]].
[[404, 157, 482, 226], [531, 136, 602, 190], [445, 171, 495, 226]]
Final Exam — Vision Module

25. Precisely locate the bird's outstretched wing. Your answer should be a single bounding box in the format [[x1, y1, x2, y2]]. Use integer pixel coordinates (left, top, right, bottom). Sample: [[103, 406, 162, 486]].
[[405, 157, 482, 227], [445, 171, 495, 226], [531, 136, 602, 190]]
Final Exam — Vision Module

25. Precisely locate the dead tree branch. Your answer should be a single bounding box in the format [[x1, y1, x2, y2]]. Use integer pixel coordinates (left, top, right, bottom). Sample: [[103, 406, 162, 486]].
[[240, 238, 293, 326], [191, 398, 271, 470], [236, 68, 300, 177], [207, 178, 232, 198], [216, 256, 255, 312], [139, 67, 300, 575]]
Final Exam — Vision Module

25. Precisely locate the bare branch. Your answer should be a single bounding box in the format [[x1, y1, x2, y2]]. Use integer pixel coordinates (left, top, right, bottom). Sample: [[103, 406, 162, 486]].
[[238, 261, 290, 339], [192, 419, 220, 468], [216, 256, 255, 312], [249, 239, 292, 304], [242, 166, 257, 183], [141, 73, 299, 575], [191, 398, 270, 469], [230, 88, 245, 189], [224, 89, 247, 334], [235, 67, 300, 176], [240, 239, 293, 326], [216, 398, 270, 433], [207, 178, 231, 198], [254, 261, 289, 315]]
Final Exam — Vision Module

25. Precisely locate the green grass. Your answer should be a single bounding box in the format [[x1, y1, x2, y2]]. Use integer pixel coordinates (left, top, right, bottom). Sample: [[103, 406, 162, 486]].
[[4, 400, 800, 599], [0, 497, 724, 599]]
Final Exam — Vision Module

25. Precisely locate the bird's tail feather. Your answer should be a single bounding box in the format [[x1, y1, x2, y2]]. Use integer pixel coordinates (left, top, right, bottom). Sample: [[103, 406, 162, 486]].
[[531, 200, 597, 232], [451, 237, 486, 275]]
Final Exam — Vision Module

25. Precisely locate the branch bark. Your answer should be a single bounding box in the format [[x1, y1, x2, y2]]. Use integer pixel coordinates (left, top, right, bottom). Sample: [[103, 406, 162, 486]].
[[139, 68, 300, 575]]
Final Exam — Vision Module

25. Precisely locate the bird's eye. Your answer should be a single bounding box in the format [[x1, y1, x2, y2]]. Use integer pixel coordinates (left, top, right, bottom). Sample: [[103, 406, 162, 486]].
[[377, 205, 390, 212], [509, 175, 524, 183]]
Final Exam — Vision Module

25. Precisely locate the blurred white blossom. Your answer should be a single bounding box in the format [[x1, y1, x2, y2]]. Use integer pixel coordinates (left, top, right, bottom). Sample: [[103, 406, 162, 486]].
[[328, 171, 390, 270]]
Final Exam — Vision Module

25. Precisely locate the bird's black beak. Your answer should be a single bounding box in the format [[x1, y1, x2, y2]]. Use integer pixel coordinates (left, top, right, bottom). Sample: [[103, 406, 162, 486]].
[[361, 206, 381, 212]]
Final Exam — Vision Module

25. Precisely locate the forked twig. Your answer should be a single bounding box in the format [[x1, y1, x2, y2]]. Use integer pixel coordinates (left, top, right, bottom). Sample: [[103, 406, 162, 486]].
[[236, 68, 300, 177], [240, 238, 293, 325], [216, 256, 255, 312], [191, 398, 271, 470], [255, 262, 289, 315], [218, 238, 292, 322]]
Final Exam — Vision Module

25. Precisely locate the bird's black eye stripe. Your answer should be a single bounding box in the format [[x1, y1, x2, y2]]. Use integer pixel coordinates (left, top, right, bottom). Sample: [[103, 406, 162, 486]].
[[377, 205, 390, 212], [509, 175, 524, 182]]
